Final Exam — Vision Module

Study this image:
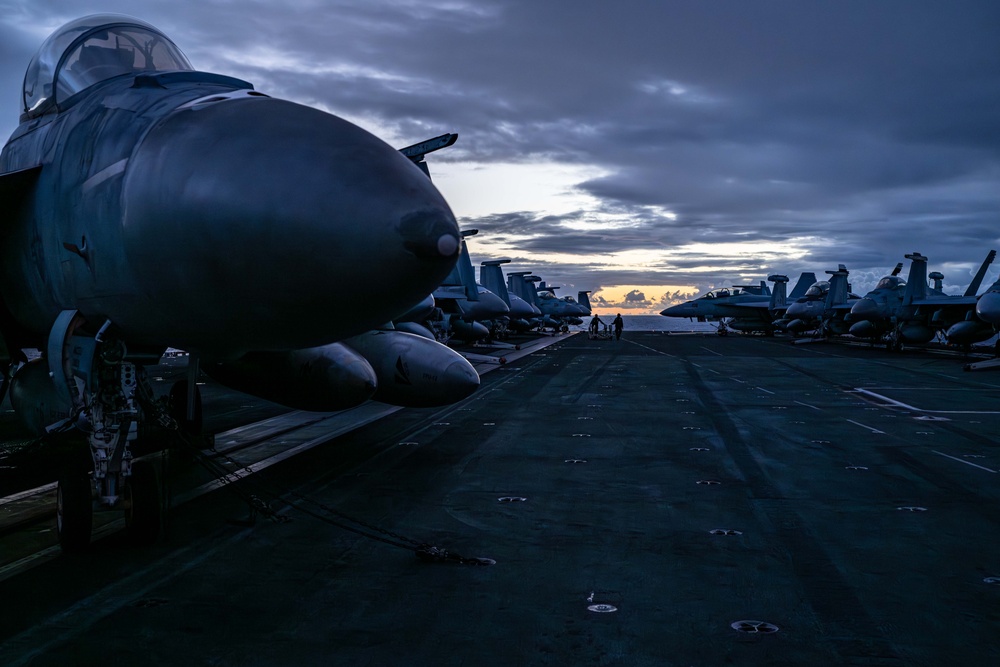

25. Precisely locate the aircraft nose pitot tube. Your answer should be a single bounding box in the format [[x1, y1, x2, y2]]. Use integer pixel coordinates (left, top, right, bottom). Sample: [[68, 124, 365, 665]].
[[122, 96, 459, 352]]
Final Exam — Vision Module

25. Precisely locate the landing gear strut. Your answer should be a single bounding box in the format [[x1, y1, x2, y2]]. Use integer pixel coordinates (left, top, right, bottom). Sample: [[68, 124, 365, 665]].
[[47, 310, 164, 551]]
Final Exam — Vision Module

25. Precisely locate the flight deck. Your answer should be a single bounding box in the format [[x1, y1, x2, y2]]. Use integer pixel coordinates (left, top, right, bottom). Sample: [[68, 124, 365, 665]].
[[1, 331, 999, 666]]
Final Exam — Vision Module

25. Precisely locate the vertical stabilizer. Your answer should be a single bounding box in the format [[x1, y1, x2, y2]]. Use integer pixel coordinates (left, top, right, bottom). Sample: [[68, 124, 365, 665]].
[[825, 265, 850, 309], [789, 273, 818, 300], [507, 272, 537, 306], [447, 230, 479, 300], [965, 249, 996, 296], [768, 275, 788, 310], [578, 290, 593, 313], [902, 253, 928, 305], [480, 260, 512, 305]]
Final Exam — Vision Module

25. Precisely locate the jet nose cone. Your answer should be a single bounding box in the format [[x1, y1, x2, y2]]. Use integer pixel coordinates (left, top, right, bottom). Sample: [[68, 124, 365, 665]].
[[661, 303, 690, 317], [481, 290, 511, 317], [398, 209, 460, 260], [976, 292, 1000, 325], [785, 302, 806, 318], [443, 358, 481, 402], [508, 295, 536, 318], [850, 298, 883, 322], [123, 96, 458, 351]]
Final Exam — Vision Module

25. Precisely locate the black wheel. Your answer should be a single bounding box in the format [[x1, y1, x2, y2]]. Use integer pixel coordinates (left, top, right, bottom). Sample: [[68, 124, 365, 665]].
[[124, 459, 162, 545], [57, 471, 93, 553], [169, 381, 203, 435]]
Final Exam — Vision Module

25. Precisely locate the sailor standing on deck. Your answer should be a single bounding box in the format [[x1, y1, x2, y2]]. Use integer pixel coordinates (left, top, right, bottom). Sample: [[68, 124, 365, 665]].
[[613, 313, 624, 340], [589, 314, 604, 335]]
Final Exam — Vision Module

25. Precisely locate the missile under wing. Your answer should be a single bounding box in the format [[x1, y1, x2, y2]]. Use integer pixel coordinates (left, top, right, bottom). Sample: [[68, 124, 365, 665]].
[[0, 15, 461, 550]]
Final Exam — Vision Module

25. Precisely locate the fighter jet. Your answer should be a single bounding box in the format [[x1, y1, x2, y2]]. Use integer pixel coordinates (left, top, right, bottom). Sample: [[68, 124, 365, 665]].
[[507, 273, 588, 330], [425, 230, 509, 342], [849, 251, 996, 349], [782, 266, 859, 337], [659, 280, 778, 333], [480, 259, 541, 332], [973, 277, 1000, 330], [535, 282, 589, 326], [0, 15, 462, 550]]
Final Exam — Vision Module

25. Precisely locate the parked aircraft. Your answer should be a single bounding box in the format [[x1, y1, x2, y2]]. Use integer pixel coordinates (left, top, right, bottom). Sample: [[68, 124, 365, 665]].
[[507, 273, 588, 330], [0, 15, 461, 550], [783, 266, 858, 336], [661, 275, 815, 334], [849, 251, 996, 349], [480, 260, 540, 332], [426, 230, 509, 341], [974, 278, 1000, 328]]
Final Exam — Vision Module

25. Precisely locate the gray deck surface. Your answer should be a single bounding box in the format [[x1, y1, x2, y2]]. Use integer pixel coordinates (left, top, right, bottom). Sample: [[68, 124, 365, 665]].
[[1, 332, 999, 666]]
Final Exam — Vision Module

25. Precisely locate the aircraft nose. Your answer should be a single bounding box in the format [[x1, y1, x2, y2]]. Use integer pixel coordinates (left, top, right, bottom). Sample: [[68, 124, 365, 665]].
[[660, 303, 691, 317], [850, 298, 883, 322], [442, 358, 481, 403], [508, 295, 536, 318], [976, 292, 1000, 325], [480, 290, 511, 317], [122, 97, 458, 351], [785, 302, 806, 318]]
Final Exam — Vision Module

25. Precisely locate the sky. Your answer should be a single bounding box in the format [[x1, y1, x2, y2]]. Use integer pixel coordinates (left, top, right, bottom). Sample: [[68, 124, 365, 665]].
[[2, 1, 999, 313]]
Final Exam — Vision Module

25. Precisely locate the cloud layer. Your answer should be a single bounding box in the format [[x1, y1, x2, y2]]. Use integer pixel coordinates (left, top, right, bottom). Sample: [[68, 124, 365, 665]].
[[2, 1, 999, 309]]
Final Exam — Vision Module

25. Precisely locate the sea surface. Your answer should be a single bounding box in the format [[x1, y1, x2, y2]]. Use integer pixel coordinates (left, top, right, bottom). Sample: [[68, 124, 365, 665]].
[[575, 314, 716, 333]]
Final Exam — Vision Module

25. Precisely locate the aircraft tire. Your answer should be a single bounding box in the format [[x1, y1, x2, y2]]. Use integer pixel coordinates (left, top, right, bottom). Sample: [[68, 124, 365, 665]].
[[124, 459, 162, 546], [57, 471, 93, 554], [169, 381, 203, 436]]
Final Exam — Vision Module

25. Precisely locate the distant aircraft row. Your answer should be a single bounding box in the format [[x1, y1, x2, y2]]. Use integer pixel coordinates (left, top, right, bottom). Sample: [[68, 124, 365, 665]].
[[395, 228, 593, 346], [661, 250, 1000, 349]]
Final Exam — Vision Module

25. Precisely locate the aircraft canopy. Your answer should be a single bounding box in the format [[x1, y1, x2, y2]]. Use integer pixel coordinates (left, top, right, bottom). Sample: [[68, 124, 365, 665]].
[[22, 14, 193, 120], [804, 280, 830, 298], [875, 276, 906, 290]]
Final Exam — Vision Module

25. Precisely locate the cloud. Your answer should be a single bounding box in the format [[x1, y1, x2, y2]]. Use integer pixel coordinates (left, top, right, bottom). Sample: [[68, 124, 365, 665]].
[[2, 1, 999, 311]]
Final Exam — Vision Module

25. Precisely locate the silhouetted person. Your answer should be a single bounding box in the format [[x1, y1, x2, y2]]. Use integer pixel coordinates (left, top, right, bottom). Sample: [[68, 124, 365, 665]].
[[589, 314, 604, 335], [613, 313, 624, 340]]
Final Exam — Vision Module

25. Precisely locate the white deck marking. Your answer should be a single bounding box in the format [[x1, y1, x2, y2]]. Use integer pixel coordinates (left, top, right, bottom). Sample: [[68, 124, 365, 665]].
[[854, 388, 1000, 414], [793, 400, 821, 411], [699, 346, 724, 356], [624, 339, 677, 358], [755, 387, 775, 395], [845, 419, 885, 434], [932, 450, 997, 473]]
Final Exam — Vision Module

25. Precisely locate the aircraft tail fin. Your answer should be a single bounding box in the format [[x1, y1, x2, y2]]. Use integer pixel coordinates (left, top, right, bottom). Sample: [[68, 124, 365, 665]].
[[578, 290, 593, 313], [825, 265, 850, 308], [902, 252, 928, 305], [890, 262, 904, 277], [507, 272, 537, 306], [398, 133, 458, 179], [965, 249, 996, 296], [768, 275, 789, 310], [788, 272, 818, 300], [480, 260, 512, 305], [440, 230, 480, 299]]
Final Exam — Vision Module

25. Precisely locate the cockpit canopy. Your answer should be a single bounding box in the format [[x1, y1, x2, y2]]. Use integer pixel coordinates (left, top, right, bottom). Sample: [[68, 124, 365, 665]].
[[875, 276, 906, 291], [22, 14, 193, 120], [803, 280, 830, 298]]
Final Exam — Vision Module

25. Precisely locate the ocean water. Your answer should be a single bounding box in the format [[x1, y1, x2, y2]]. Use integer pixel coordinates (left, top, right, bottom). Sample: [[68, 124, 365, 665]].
[[576, 314, 717, 333]]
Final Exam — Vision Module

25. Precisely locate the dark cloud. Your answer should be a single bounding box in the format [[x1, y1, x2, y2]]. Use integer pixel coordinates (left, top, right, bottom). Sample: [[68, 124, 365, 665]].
[[2, 1, 999, 308]]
